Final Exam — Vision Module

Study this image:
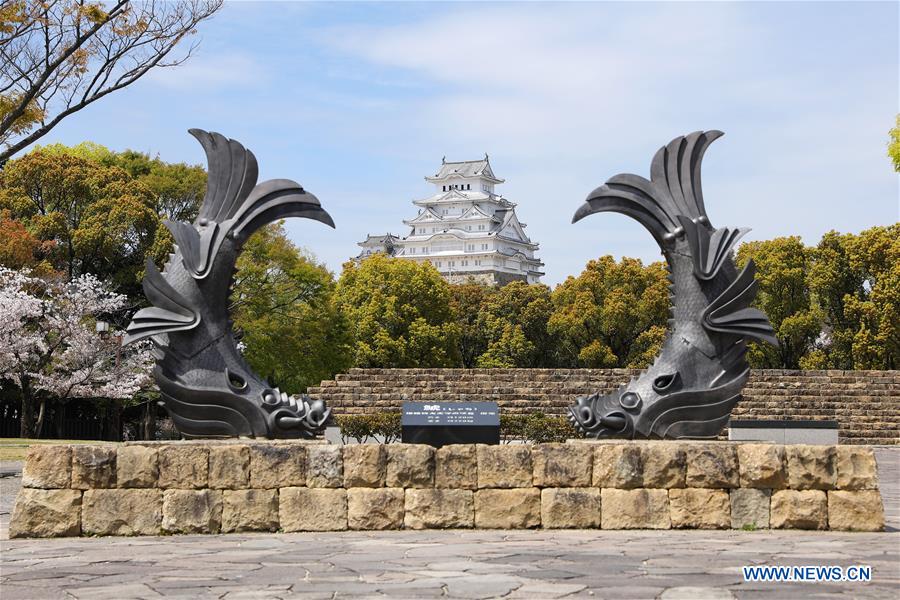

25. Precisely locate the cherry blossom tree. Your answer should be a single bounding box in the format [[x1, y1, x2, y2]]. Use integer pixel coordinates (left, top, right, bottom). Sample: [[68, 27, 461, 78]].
[[0, 266, 152, 437]]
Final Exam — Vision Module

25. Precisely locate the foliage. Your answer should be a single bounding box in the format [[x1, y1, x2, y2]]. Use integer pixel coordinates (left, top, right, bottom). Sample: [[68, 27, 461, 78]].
[[809, 225, 899, 369], [0, 266, 152, 438], [548, 256, 669, 368], [449, 283, 491, 368], [740, 227, 899, 370], [0, 0, 222, 162], [474, 281, 555, 368], [0, 143, 206, 299], [230, 223, 352, 393], [889, 115, 900, 172], [736, 237, 823, 369], [500, 412, 582, 443], [334, 254, 461, 368], [334, 413, 402, 444]]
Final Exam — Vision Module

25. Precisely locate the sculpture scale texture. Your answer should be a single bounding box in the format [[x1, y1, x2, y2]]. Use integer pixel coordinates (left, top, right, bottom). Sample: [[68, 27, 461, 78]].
[[568, 131, 778, 439], [124, 130, 333, 438]]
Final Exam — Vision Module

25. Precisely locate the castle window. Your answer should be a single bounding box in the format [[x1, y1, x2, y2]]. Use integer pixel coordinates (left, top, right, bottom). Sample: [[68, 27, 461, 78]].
[[467, 184, 471, 190]]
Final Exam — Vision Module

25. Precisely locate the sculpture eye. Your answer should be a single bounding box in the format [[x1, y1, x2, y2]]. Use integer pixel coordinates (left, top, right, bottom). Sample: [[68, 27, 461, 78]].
[[619, 392, 642, 410], [225, 368, 247, 391], [652, 372, 681, 393], [262, 391, 279, 405]]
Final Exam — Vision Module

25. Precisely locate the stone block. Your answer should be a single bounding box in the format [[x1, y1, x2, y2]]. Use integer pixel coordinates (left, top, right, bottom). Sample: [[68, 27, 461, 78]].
[[117, 446, 158, 488], [730, 488, 770, 529], [347, 488, 404, 530], [477, 444, 532, 488], [669, 488, 730, 529], [835, 447, 878, 490], [249, 444, 306, 488], [786, 445, 836, 490], [685, 444, 739, 488], [208, 445, 249, 489], [532, 444, 592, 487], [280, 487, 347, 532], [162, 489, 222, 534], [405, 489, 474, 529], [71, 445, 116, 489], [474, 488, 541, 528], [9, 488, 82, 538], [82, 489, 162, 536], [22, 444, 71, 489], [593, 444, 642, 489], [158, 445, 208, 489], [343, 445, 386, 488], [435, 444, 477, 489], [386, 444, 434, 488], [307, 445, 343, 488], [600, 489, 670, 529], [540, 487, 601, 529], [221, 489, 278, 532], [737, 444, 786, 489], [827, 491, 884, 532], [770, 489, 827, 529], [641, 443, 686, 488]]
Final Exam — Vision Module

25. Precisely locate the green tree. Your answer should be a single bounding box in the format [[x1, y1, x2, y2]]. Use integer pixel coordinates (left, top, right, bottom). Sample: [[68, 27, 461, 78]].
[[888, 115, 900, 172], [475, 281, 555, 368], [736, 237, 823, 369], [231, 223, 352, 392], [548, 256, 669, 368], [449, 282, 492, 368], [335, 254, 461, 368], [0, 148, 161, 296], [836, 225, 899, 369]]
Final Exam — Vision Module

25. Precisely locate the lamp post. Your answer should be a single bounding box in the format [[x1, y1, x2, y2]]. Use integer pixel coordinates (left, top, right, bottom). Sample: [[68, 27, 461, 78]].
[[95, 320, 123, 441]]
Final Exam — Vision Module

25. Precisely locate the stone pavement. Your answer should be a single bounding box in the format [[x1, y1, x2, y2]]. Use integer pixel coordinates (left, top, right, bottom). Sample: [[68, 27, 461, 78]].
[[0, 449, 897, 599]]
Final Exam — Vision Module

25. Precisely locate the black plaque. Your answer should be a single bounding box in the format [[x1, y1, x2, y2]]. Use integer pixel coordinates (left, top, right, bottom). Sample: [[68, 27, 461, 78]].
[[401, 401, 500, 447]]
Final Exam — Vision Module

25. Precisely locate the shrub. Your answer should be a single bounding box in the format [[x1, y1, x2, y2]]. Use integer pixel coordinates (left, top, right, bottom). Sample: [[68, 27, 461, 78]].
[[334, 412, 401, 444]]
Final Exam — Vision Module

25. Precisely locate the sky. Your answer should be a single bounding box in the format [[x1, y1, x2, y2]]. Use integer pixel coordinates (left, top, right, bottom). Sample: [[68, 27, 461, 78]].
[[35, 1, 900, 286]]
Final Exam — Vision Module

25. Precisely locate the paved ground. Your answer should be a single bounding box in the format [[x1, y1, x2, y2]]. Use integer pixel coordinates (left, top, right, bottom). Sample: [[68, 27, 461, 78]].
[[0, 450, 897, 600]]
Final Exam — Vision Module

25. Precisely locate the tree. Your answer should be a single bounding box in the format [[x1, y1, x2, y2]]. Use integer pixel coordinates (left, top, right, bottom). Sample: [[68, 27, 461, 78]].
[[0, 266, 151, 438], [829, 225, 899, 369], [474, 281, 555, 368], [0, 0, 222, 163], [889, 115, 900, 172], [230, 223, 352, 393], [0, 143, 205, 299], [0, 147, 161, 296], [334, 254, 461, 368], [736, 237, 823, 369], [449, 282, 492, 368], [548, 256, 669, 368]]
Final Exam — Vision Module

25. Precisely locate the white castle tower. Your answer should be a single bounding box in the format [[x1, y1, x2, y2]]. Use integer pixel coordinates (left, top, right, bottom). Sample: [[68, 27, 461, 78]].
[[356, 156, 544, 285]]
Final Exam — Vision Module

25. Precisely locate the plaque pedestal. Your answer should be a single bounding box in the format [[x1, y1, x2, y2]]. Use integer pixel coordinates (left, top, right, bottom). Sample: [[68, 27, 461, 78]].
[[401, 402, 500, 448]]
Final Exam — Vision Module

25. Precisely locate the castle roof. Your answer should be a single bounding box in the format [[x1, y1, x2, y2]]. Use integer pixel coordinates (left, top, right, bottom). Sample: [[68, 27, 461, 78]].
[[425, 155, 504, 184]]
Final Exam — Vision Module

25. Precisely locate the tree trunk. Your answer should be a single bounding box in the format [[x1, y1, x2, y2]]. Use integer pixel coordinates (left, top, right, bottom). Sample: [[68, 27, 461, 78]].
[[19, 383, 37, 439], [54, 403, 66, 439], [34, 398, 47, 439], [106, 399, 122, 442], [139, 401, 156, 441]]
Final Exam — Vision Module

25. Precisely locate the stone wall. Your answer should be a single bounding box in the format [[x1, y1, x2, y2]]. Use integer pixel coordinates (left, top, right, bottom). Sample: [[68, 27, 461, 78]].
[[307, 369, 900, 445], [10, 440, 885, 537]]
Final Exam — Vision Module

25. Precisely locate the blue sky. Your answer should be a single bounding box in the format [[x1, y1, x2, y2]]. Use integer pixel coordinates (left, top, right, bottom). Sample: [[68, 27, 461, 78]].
[[38, 1, 899, 286]]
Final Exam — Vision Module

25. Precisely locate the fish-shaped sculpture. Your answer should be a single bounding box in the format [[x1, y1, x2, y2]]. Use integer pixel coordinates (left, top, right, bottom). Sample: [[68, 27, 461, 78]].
[[124, 129, 334, 438], [568, 131, 778, 439]]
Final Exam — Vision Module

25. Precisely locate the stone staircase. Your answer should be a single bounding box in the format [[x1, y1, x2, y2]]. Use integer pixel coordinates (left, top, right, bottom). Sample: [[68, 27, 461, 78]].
[[307, 369, 900, 445]]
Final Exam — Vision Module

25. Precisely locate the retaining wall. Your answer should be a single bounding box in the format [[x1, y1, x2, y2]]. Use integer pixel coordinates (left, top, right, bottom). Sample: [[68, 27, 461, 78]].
[[9, 440, 885, 537]]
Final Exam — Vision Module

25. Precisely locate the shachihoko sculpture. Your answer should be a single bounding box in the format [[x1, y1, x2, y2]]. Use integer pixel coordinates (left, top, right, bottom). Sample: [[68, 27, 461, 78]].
[[568, 131, 778, 439], [123, 129, 333, 438]]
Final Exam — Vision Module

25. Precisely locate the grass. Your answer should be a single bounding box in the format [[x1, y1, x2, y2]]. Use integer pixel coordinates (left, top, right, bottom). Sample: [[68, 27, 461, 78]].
[[0, 438, 116, 462]]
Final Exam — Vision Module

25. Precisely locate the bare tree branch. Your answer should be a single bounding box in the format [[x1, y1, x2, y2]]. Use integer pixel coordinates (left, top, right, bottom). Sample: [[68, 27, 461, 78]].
[[0, 0, 222, 163]]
